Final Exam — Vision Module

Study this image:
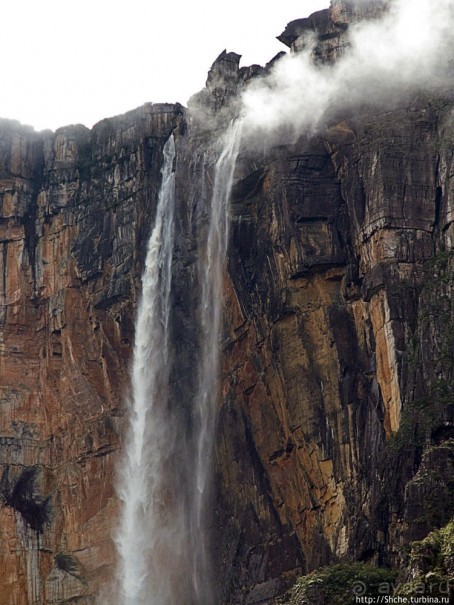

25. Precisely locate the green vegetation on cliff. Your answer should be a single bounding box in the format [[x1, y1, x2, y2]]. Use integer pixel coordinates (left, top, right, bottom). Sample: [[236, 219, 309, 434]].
[[276, 563, 397, 605], [279, 522, 453, 604], [396, 520, 454, 597]]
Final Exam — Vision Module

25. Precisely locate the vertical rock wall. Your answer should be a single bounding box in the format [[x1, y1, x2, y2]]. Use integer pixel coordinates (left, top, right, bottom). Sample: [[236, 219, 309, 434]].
[[0, 106, 181, 603], [0, 2, 452, 603], [213, 95, 454, 603]]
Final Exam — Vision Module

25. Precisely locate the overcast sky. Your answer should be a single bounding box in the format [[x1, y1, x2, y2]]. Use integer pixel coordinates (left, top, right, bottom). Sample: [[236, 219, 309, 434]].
[[0, 0, 327, 131]]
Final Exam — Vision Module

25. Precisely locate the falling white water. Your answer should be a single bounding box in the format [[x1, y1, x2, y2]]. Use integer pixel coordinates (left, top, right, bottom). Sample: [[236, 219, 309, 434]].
[[190, 120, 243, 603], [115, 134, 179, 605], [113, 121, 242, 605]]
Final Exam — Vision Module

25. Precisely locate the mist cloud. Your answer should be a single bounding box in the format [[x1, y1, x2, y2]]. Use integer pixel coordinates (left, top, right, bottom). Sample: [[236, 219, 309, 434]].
[[241, 0, 454, 143]]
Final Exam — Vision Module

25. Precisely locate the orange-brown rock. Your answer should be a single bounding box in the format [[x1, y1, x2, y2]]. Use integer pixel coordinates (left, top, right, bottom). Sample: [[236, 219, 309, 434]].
[[210, 94, 454, 602], [0, 5, 453, 605], [0, 106, 182, 604]]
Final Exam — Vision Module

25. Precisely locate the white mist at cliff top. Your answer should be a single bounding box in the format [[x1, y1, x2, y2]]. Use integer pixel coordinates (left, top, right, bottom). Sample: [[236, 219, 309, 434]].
[[241, 0, 453, 140]]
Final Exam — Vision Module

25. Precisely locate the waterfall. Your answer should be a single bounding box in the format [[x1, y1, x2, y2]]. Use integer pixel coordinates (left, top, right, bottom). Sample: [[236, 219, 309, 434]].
[[190, 120, 243, 603], [115, 134, 179, 605], [113, 120, 242, 605]]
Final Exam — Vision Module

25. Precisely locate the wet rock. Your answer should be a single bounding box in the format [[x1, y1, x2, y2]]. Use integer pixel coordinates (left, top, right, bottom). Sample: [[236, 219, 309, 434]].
[[0, 3, 452, 604], [0, 104, 183, 603], [0, 466, 51, 532]]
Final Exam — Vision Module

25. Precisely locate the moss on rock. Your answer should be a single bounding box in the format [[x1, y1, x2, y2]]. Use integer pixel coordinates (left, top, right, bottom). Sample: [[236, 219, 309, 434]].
[[276, 563, 397, 605], [396, 520, 454, 597]]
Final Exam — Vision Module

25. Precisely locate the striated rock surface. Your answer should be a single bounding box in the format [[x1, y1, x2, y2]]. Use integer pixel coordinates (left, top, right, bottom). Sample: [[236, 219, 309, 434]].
[[214, 91, 454, 603], [0, 1, 453, 604], [0, 105, 183, 603]]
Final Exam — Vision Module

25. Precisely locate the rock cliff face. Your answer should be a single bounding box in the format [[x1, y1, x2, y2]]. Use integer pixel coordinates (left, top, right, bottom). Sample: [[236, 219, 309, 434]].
[[0, 1, 453, 604], [215, 94, 454, 603], [0, 106, 182, 604], [277, 0, 388, 60]]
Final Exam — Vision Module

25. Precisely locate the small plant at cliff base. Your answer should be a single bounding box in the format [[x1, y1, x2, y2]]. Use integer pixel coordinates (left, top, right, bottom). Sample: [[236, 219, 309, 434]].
[[276, 563, 397, 605], [396, 520, 454, 598]]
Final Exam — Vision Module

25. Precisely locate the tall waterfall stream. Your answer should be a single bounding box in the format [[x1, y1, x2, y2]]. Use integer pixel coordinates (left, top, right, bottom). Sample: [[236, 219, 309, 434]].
[[114, 122, 242, 605]]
